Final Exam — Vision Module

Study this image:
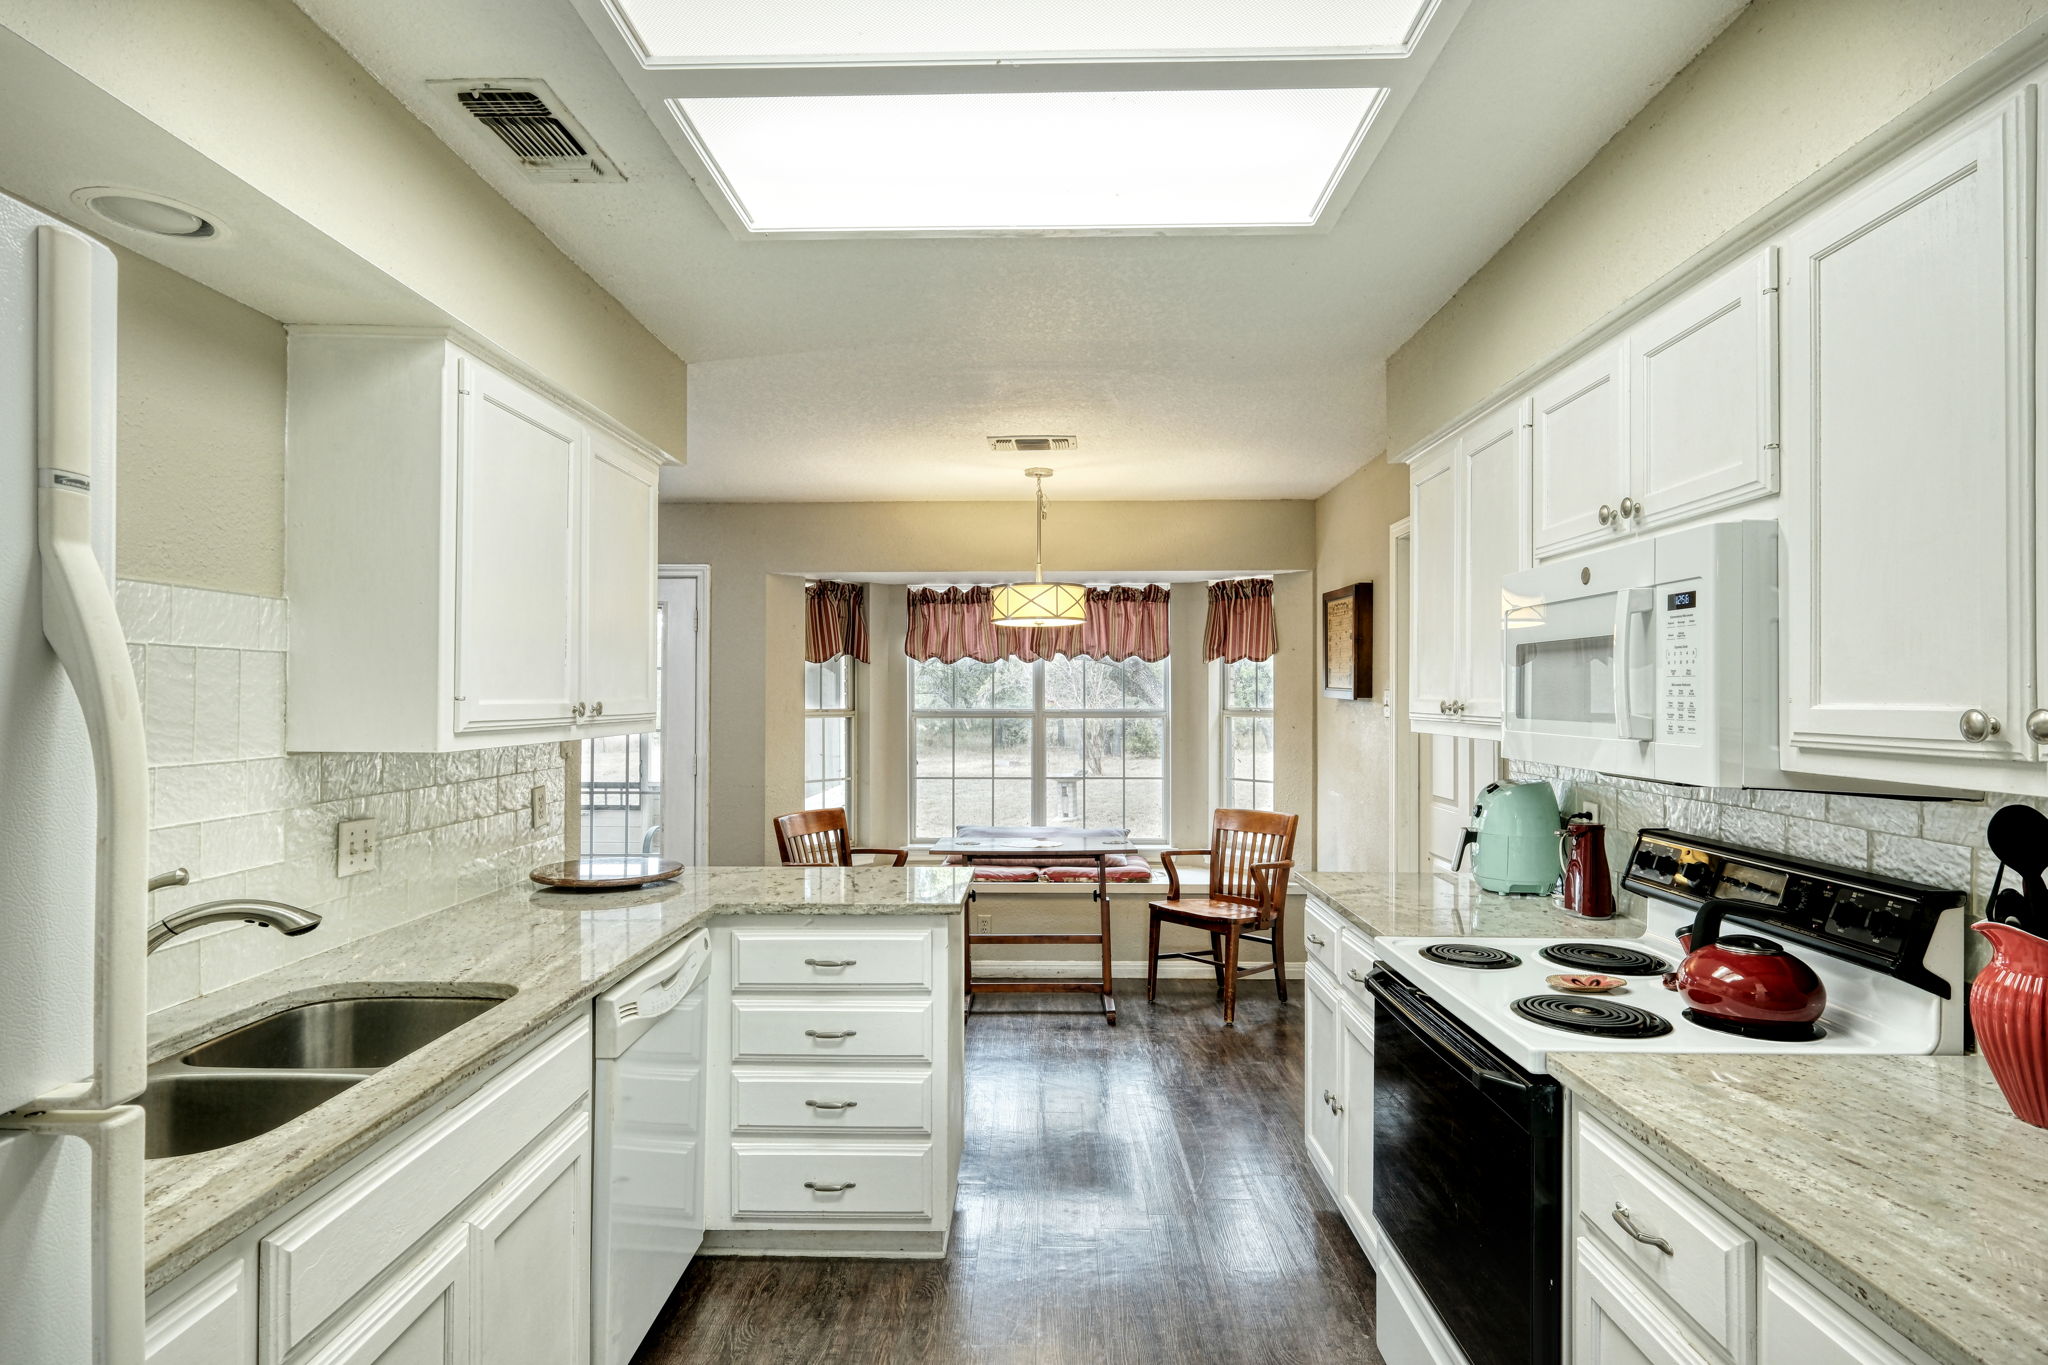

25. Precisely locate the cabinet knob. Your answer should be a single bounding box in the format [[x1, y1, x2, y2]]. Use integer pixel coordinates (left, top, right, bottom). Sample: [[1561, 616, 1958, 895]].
[[571, 701, 587, 719], [591, 700, 604, 717], [1450, 700, 1466, 715], [1959, 709, 2003, 743], [2027, 710, 2048, 744], [1597, 503, 1616, 526], [1619, 496, 1640, 520]]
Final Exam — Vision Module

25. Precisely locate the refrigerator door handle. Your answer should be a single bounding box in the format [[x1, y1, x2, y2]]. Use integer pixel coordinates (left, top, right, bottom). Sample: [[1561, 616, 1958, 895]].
[[1, 1105, 144, 1365], [35, 225, 146, 1110]]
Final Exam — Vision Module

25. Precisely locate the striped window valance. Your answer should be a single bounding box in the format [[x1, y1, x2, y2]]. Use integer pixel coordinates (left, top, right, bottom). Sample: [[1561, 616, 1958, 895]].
[[1204, 578, 1275, 663], [805, 581, 869, 664], [905, 584, 1170, 664]]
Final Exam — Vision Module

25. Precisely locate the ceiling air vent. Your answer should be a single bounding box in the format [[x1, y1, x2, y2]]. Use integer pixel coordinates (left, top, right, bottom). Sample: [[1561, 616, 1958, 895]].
[[432, 78, 624, 183], [988, 435, 1078, 454]]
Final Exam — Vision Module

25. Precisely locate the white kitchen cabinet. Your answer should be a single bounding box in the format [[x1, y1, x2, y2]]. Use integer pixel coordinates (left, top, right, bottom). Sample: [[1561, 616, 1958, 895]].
[[1532, 340, 1629, 559], [1628, 248, 1779, 530], [145, 1258, 254, 1365], [468, 1115, 592, 1365], [1573, 1236, 1718, 1365], [1335, 997, 1375, 1247], [1303, 966, 1341, 1189], [1757, 1256, 1934, 1365], [285, 328, 671, 752], [1779, 95, 2033, 787], [299, 1232, 473, 1365], [1408, 397, 1531, 735]]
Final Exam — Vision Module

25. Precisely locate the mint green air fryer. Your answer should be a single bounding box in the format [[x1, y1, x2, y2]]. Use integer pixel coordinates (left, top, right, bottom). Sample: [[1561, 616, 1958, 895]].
[[1453, 780, 1564, 895]]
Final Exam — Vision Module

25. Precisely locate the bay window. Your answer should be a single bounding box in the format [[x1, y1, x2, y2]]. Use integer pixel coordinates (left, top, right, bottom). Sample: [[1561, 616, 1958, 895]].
[[804, 655, 856, 812], [1219, 657, 1276, 811]]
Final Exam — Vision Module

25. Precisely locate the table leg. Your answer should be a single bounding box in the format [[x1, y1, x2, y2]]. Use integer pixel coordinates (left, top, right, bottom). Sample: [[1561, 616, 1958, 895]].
[[1097, 854, 1116, 1025]]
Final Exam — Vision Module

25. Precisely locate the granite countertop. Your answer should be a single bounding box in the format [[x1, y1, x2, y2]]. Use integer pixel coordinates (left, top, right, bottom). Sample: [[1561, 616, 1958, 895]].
[[143, 864, 972, 1291], [1294, 869, 1649, 941], [1553, 1052, 2048, 1365]]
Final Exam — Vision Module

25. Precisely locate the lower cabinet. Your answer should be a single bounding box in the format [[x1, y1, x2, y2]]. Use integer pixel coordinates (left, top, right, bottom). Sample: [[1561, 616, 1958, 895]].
[[468, 1117, 592, 1365], [144, 1260, 254, 1365], [1302, 959, 1377, 1256], [1335, 998, 1374, 1240], [1303, 967, 1341, 1188], [1573, 1236, 1717, 1365], [1758, 1256, 1927, 1365], [299, 1232, 472, 1365]]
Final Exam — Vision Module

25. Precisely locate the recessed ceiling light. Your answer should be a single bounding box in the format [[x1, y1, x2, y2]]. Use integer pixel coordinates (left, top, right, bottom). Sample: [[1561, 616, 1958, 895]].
[[73, 188, 219, 240], [672, 87, 1386, 234], [610, 0, 1436, 64]]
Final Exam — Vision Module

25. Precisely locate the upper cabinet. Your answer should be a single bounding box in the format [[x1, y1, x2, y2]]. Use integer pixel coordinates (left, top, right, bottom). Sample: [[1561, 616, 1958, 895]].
[[1531, 341, 1629, 558], [1408, 397, 1531, 737], [1779, 95, 2036, 789], [286, 330, 669, 753]]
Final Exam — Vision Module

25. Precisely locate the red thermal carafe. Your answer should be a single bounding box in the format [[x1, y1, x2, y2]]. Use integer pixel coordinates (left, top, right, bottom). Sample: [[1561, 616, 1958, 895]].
[[1558, 819, 1615, 918]]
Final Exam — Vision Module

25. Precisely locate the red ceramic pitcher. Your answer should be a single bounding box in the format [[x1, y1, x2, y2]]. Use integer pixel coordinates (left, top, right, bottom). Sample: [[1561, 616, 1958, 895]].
[[1971, 921, 2048, 1128]]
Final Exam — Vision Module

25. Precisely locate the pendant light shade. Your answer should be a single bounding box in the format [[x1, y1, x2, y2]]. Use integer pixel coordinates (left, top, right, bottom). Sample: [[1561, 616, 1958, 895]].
[[994, 468, 1088, 627]]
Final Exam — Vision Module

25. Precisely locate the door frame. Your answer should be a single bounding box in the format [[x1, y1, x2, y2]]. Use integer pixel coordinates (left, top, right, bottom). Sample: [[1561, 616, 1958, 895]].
[[659, 565, 711, 865], [1388, 517, 1421, 875]]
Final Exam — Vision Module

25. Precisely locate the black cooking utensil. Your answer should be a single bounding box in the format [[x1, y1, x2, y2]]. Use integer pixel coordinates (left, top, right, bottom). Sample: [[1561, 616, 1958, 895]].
[[1987, 804, 2048, 932]]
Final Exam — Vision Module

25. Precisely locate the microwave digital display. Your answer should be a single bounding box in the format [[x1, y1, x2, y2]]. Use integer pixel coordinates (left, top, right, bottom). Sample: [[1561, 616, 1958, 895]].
[[1666, 590, 1698, 611]]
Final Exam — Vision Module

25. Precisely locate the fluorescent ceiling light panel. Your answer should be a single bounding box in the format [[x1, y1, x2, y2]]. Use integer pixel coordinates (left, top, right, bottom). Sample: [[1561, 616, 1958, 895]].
[[673, 88, 1386, 233], [612, 0, 1436, 64]]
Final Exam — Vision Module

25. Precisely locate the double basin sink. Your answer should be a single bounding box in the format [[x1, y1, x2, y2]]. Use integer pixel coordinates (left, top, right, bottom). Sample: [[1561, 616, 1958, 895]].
[[142, 996, 501, 1160]]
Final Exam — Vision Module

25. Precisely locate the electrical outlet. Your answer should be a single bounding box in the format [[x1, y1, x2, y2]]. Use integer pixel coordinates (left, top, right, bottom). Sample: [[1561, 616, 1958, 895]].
[[976, 913, 992, 935], [530, 785, 547, 829], [337, 817, 379, 877], [1581, 802, 1602, 826]]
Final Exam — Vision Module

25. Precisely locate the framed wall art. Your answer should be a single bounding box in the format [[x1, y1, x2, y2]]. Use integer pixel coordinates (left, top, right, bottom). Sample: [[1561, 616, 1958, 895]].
[[1321, 583, 1373, 700]]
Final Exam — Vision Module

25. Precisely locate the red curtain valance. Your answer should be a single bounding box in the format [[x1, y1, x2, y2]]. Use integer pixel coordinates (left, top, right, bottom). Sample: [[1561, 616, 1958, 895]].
[[1203, 578, 1275, 663], [905, 585, 1170, 664], [805, 581, 869, 664]]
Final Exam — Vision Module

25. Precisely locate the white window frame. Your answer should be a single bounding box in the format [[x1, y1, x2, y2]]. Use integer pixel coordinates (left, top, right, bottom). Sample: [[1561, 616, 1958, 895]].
[[1215, 656, 1277, 813], [803, 654, 858, 818], [907, 656, 1171, 844]]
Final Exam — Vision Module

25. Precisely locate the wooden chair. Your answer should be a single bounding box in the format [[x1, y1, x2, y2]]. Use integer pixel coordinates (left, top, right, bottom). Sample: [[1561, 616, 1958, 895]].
[[1146, 809, 1299, 1025], [773, 808, 908, 868]]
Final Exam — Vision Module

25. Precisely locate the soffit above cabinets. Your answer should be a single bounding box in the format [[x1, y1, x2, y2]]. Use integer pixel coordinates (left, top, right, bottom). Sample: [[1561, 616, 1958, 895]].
[[567, 0, 1469, 239]]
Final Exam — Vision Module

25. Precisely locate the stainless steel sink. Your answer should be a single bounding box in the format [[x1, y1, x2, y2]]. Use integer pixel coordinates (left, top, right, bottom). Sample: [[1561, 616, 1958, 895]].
[[176, 996, 501, 1071], [138, 1073, 363, 1159]]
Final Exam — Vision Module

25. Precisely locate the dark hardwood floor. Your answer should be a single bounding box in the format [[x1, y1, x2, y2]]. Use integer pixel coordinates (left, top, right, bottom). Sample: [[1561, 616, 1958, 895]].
[[633, 979, 1383, 1365]]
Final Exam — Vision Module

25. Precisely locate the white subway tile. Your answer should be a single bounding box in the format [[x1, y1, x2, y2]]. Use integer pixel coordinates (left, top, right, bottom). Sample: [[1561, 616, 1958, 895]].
[[1824, 794, 1922, 836], [321, 753, 383, 802], [1917, 799, 1995, 849], [191, 649, 241, 762], [255, 596, 288, 652], [170, 586, 269, 651], [199, 812, 285, 877], [145, 941, 202, 1014], [1870, 835, 1973, 891], [1718, 806, 1788, 853], [1744, 789, 1828, 820], [238, 652, 285, 757], [118, 580, 175, 643], [150, 824, 202, 880], [1784, 818, 1869, 868], [1665, 799, 1718, 838], [144, 646, 196, 766]]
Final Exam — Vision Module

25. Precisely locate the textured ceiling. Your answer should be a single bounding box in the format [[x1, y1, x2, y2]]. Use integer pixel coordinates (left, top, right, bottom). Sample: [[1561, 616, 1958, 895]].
[[292, 0, 1745, 501]]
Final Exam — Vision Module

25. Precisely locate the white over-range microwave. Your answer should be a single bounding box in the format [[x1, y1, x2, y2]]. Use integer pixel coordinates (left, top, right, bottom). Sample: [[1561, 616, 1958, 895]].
[[1502, 521, 1779, 786]]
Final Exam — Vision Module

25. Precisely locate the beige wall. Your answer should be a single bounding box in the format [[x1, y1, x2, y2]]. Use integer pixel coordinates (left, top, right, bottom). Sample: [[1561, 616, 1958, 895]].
[[114, 247, 286, 595], [1387, 0, 2048, 453], [1312, 456, 1409, 873], [2, 0, 684, 454], [659, 499, 1318, 871]]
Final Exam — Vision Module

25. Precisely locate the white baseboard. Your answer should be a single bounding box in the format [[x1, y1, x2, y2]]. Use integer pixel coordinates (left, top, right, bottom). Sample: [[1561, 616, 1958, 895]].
[[968, 958, 1306, 981]]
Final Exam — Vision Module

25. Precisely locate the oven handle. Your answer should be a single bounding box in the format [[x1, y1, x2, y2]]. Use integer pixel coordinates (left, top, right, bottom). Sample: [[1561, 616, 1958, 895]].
[[1364, 968, 1535, 1096]]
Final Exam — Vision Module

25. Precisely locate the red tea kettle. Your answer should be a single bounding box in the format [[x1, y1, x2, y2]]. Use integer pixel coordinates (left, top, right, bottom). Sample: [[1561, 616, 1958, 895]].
[[1667, 898, 1827, 1040]]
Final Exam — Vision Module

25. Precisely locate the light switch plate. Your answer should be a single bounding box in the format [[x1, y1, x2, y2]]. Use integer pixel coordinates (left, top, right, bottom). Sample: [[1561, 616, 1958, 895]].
[[337, 817, 379, 877], [530, 785, 547, 829]]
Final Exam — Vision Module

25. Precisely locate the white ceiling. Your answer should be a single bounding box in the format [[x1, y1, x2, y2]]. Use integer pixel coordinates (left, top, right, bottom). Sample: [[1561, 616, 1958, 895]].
[[291, 0, 1745, 502]]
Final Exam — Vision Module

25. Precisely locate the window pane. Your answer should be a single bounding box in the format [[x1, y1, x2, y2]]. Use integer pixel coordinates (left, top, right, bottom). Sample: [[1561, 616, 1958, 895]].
[[804, 661, 821, 711], [1126, 717, 1164, 777], [955, 718, 994, 776], [1254, 717, 1275, 782], [1043, 656, 1082, 710], [1045, 716, 1083, 777], [1121, 659, 1167, 711], [991, 659, 1033, 709], [1083, 779, 1124, 829], [1229, 716, 1254, 780], [1081, 658, 1122, 709], [915, 717, 955, 775], [993, 717, 1033, 776], [954, 781, 994, 828], [1082, 717, 1121, 777], [1046, 776, 1084, 826], [913, 658, 955, 709], [1125, 781, 1165, 840], [915, 780, 953, 839], [994, 778, 1034, 826]]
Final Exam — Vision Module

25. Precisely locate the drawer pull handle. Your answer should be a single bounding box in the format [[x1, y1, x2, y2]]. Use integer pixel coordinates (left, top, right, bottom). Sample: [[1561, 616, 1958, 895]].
[[805, 1100, 859, 1111], [1306, 934, 1326, 947], [804, 1181, 857, 1193], [805, 1029, 859, 1040], [804, 958, 859, 968], [1346, 968, 1368, 984], [1611, 1203, 1674, 1256]]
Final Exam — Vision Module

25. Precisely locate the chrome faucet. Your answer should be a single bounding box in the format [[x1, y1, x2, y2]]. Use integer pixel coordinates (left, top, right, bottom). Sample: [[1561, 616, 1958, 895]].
[[147, 897, 323, 953]]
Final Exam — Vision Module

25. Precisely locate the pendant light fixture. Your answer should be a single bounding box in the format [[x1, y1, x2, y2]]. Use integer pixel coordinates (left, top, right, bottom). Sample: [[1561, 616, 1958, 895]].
[[992, 467, 1088, 627]]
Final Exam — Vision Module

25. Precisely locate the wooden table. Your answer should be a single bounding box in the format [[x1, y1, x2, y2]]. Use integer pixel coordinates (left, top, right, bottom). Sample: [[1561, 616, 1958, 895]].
[[931, 833, 1141, 1025]]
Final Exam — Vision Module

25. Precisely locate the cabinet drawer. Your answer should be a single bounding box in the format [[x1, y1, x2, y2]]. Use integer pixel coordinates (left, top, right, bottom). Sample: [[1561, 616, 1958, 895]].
[[732, 1000, 933, 1062], [259, 1018, 591, 1358], [730, 1143, 932, 1220], [1302, 900, 1343, 976], [732, 1071, 933, 1133], [730, 930, 932, 991], [1576, 1116, 1754, 1360], [1336, 929, 1378, 1004]]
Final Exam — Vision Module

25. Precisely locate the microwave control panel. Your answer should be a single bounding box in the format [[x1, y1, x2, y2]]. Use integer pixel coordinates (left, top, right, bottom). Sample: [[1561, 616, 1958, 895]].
[[1658, 584, 1702, 741]]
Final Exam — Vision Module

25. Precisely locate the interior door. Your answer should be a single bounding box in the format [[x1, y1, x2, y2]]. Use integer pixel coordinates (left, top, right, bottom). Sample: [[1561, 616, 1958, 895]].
[[454, 360, 580, 734], [1457, 399, 1530, 723], [1629, 248, 1779, 529], [1780, 97, 2029, 769], [1408, 441, 1459, 725], [1423, 736, 1496, 873], [1532, 340, 1630, 559], [657, 571, 704, 865], [579, 433, 660, 727]]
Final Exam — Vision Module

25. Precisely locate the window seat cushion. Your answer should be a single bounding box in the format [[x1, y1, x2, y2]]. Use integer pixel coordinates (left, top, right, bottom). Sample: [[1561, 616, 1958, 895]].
[[966, 867, 1043, 883], [1043, 861, 1154, 883]]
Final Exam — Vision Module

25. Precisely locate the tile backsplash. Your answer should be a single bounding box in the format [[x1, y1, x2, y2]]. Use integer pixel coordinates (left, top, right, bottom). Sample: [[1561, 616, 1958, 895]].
[[1511, 761, 2006, 978], [117, 580, 566, 1013]]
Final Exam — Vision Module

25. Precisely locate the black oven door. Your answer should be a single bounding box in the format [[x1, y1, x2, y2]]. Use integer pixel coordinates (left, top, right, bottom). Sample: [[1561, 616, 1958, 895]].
[[1367, 967, 1562, 1365]]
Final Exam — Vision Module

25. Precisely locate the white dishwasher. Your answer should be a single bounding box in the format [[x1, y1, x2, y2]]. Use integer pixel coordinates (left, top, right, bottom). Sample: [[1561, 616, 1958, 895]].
[[592, 929, 711, 1365]]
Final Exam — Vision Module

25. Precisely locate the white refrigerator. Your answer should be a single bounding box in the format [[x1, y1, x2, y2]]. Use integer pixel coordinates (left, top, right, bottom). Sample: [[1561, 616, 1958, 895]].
[[0, 189, 149, 1363]]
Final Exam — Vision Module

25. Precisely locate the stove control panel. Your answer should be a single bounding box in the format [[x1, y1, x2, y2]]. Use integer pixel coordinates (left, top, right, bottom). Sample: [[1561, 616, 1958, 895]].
[[1624, 827, 1962, 993]]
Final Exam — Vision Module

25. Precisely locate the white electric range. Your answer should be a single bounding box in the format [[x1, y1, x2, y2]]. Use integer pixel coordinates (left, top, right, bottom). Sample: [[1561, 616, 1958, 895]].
[[1365, 828, 1969, 1365]]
